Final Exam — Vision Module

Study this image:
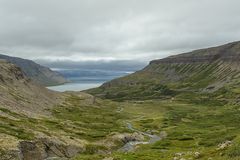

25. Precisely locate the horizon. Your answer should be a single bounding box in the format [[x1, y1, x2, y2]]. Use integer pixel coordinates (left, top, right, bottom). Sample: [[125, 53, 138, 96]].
[[1, 40, 239, 71], [0, 0, 240, 70]]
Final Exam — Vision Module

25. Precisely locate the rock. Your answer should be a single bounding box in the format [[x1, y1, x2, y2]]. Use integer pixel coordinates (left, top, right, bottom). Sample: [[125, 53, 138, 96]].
[[112, 132, 144, 144], [18, 138, 84, 160], [217, 140, 232, 150], [19, 141, 46, 160], [194, 152, 201, 158], [175, 152, 184, 156]]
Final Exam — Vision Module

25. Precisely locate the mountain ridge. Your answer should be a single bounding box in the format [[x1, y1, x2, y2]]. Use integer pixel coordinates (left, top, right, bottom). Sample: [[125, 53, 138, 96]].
[[0, 59, 62, 117], [1, 41, 240, 160], [0, 54, 67, 86], [87, 41, 240, 101], [150, 41, 240, 64]]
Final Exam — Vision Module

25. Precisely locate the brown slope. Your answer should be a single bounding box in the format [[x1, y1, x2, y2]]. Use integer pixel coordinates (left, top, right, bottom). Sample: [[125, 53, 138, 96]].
[[0, 59, 63, 117]]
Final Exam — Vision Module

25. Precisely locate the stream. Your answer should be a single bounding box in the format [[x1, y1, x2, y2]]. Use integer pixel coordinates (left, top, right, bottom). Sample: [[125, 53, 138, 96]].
[[119, 122, 165, 152]]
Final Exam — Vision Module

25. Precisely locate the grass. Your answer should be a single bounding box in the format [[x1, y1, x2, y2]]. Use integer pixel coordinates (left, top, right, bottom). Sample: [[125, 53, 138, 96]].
[[73, 96, 240, 160], [50, 95, 131, 141], [2, 88, 240, 160], [2, 92, 239, 160], [0, 95, 132, 152], [0, 108, 35, 140]]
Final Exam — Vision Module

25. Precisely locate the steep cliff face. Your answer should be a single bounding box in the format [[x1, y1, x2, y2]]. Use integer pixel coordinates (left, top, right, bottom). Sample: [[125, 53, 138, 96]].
[[87, 41, 240, 100], [0, 54, 67, 86]]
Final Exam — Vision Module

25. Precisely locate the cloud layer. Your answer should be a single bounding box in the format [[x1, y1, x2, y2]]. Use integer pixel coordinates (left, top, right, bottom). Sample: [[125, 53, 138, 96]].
[[0, 0, 240, 65]]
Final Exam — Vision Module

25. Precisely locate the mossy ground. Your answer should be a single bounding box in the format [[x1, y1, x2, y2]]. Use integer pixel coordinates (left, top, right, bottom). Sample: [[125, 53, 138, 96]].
[[1, 91, 240, 159], [73, 96, 240, 160], [0, 94, 132, 154]]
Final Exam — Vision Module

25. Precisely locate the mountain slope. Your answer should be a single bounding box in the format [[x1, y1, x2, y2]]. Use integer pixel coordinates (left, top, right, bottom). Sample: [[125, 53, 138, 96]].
[[0, 54, 67, 86], [0, 59, 62, 117], [0, 60, 134, 160], [87, 41, 240, 101], [2, 42, 240, 160]]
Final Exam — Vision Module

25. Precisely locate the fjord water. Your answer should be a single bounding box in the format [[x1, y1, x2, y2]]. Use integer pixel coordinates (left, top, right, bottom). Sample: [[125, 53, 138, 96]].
[[47, 69, 133, 92]]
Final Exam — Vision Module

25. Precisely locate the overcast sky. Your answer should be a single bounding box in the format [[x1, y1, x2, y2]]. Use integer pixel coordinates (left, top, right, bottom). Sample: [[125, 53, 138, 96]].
[[0, 0, 240, 69]]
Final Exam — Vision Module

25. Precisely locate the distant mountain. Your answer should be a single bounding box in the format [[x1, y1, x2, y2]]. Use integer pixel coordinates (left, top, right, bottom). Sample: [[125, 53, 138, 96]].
[[87, 41, 240, 101], [0, 54, 67, 86]]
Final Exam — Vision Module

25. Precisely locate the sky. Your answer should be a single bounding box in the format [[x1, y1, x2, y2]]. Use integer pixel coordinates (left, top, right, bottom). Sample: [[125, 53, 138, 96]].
[[0, 0, 240, 70]]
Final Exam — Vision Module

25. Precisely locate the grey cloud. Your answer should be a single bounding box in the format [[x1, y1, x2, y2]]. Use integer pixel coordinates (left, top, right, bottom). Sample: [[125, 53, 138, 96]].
[[0, 0, 240, 64], [36, 59, 147, 71]]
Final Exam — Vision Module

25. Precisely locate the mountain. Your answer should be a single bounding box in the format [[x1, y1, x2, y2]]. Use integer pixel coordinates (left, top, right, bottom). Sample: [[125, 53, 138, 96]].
[[87, 41, 240, 101], [0, 59, 62, 117], [2, 41, 240, 160], [0, 60, 84, 159], [0, 60, 133, 160], [0, 54, 67, 86]]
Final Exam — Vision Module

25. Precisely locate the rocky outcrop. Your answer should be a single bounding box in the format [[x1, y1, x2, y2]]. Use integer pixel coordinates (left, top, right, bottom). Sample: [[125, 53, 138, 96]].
[[19, 138, 84, 160], [113, 133, 144, 144]]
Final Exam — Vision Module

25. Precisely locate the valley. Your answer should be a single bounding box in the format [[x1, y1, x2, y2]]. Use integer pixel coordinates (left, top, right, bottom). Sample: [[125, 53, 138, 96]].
[[1, 41, 240, 160], [2, 92, 240, 159]]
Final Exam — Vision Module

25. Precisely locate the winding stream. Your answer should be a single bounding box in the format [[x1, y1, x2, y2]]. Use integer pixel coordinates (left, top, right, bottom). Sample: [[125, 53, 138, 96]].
[[116, 106, 166, 152], [119, 122, 165, 152]]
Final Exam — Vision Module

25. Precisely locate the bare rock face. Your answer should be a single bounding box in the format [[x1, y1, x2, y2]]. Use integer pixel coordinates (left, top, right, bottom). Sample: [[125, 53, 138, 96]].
[[19, 138, 84, 160]]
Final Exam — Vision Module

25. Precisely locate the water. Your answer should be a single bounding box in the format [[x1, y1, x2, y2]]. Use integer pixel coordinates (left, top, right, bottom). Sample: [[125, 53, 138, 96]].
[[47, 82, 103, 92], [47, 69, 133, 92], [119, 122, 163, 152]]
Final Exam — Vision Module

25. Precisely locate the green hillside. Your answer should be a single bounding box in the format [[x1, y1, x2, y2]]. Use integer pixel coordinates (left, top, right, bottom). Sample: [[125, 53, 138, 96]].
[[87, 41, 240, 102]]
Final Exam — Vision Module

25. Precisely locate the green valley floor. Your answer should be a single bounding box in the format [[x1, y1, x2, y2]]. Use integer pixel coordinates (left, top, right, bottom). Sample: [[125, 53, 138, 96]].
[[73, 97, 240, 160], [1, 92, 240, 160]]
